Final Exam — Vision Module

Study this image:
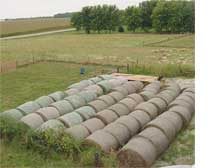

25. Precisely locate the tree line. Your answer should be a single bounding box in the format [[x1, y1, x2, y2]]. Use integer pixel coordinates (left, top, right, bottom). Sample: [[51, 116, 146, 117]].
[[71, 0, 195, 34]]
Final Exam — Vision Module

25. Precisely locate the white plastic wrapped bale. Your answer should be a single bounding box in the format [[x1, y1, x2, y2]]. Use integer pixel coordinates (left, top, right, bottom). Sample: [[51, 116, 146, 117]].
[[74, 106, 96, 120], [65, 124, 90, 140], [111, 86, 129, 96], [97, 80, 112, 94], [84, 85, 103, 96], [108, 91, 125, 102], [64, 95, 86, 109], [108, 103, 130, 117], [77, 91, 97, 103], [35, 96, 54, 108], [97, 95, 116, 106], [98, 74, 112, 80], [21, 113, 44, 129], [38, 119, 66, 131], [16, 101, 40, 115], [122, 82, 137, 94], [88, 100, 108, 112], [139, 91, 155, 101], [35, 107, 60, 121], [89, 77, 102, 84], [65, 88, 79, 96], [58, 112, 83, 127], [81, 118, 105, 134], [0, 109, 23, 120], [127, 93, 144, 104], [48, 91, 67, 102], [95, 109, 119, 125], [148, 97, 167, 114], [50, 100, 74, 115], [119, 98, 137, 111]]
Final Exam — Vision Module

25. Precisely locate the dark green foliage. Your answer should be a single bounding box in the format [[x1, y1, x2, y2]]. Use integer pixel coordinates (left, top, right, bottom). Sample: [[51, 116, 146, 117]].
[[71, 12, 82, 31], [118, 26, 125, 32]]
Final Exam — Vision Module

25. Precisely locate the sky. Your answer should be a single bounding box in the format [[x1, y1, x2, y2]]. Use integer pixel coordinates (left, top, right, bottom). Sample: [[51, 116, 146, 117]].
[[0, 0, 144, 19]]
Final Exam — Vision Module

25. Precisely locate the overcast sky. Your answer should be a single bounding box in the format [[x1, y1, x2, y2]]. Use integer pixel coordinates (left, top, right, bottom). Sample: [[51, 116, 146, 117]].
[[0, 0, 144, 19]]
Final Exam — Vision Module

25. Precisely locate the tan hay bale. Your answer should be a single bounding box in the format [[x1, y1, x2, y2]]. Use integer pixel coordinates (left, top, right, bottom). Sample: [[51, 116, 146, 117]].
[[108, 79, 122, 88], [97, 95, 116, 106], [68, 80, 91, 90], [108, 91, 125, 102], [162, 86, 181, 95], [35, 96, 54, 108], [129, 110, 151, 128], [127, 93, 144, 104], [50, 100, 74, 115], [161, 90, 179, 99], [98, 80, 112, 94], [135, 102, 159, 120], [181, 92, 195, 101], [21, 113, 44, 129], [139, 91, 155, 101], [119, 98, 137, 111], [35, 107, 60, 121], [108, 103, 130, 117], [158, 111, 183, 132], [58, 112, 83, 127], [81, 118, 105, 134], [118, 137, 157, 167], [143, 87, 158, 94], [17, 101, 40, 115], [74, 106, 96, 120], [145, 118, 177, 141], [65, 124, 90, 140], [155, 92, 174, 105], [184, 87, 195, 94], [137, 127, 170, 155], [38, 119, 65, 131], [168, 106, 193, 126], [77, 91, 97, 103], [122, 83, 137, 94], [95, 109, 119, 125], [48, 91, 66, 101], [148, 98, 167, 114], [65, 95, 86, 109], [0, 109, 23, 120], [89, 77, 102, 84], [85, 130, 119, 152], [130, 81, 144, 91], [176, 95, 195, 107], [84, 85, 103, 96], [104, 122, 130, 146], [65, 88, 79, 96], [88, 100, 108, 112], [112, 86, 129, 96], [116, 116, 140, 136], [168, 99, 194, 113]]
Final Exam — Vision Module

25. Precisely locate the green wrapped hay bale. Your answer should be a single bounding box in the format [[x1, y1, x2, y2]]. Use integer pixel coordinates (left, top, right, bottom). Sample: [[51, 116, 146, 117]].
[[16, 101, 40, 115], [35, 107, 60, 121], [38, 119, 65, 131], [129, 110, 151, 129], [65, 88, 79, 96], [97, 95, 116, 106], [50, 100, 74, 115], [108, 104, 130, 117], [74, 106, 96, 120], [119, 98, 137, 111], [108, 91, 125, 102], [139, 91, 155, 101], [95, 109, 119, 125], [0, 109, 23, 120], [85, 130, 119, 152], [148, 98, 167, 114], [111, 86, 129, 96], [122, 83, 136, 94], [88, 100, 108, 112], [58, 112, 83, 128], [98, 80, 112, 94], [35, 96, 54, 108], [65, 95, 86, 109], [98, 74, 112, 80], [81, 118, 105, 134], [127, 93, 144, 104], [118, 137, 157, 168], [65, 125, 90, 140], [77, 91, 97, 103], [48, 91, 67, 102], [89, 77, 102, 84], [84, 85, 104, 96], [21, 113, 44, 129]]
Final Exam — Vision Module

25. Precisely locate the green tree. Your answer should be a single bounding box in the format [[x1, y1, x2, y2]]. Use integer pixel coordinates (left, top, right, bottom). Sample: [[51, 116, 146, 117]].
[[81, 6, 94, 34], [71, 12, 82, 31]]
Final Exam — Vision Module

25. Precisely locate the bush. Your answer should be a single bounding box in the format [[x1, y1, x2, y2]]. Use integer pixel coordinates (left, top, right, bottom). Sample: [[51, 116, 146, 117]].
[[118, 26, 125, 33]]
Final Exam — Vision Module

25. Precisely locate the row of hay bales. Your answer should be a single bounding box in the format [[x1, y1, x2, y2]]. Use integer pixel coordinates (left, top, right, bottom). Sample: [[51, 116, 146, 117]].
[[0, 74, 113, 121], [19, 77, 130, 130], [118, 86, 195, 167]]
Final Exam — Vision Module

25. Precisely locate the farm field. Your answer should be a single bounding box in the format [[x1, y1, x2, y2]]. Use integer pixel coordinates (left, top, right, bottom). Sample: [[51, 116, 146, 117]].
[[0, 18, 72, 37], [0, 62, 194, 167]]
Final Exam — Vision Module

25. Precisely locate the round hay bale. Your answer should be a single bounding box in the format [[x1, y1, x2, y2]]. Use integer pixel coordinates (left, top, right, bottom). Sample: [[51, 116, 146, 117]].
[[139, 91, 155, 101], [35, 96, 54, 108], [164, 82, 180, 92], [65, 88, 79, 96], [48, 91, 66, 101], [82, 118, 105, 134], [148, 98, 167, 114], [176, 95, 195, 107], [161, 90, 178, 99], [104, 122, 130, 146], [77, 91, 97, 103], [108, 104, 130, 117], [21, 113, 44, 129], [119, 98, 137, 111], [65, 125, 90, 140], [38, 119, 65, 131], [127, 93, 144, 104], [162, 86, 181, 95], [16, 101, 40, 115], [184, 87, 195, 94], [97, 95, 116, 106], [35, 107, 60, 121], [95, 109, 119, 125], [122, 83, 136, 94], [135, 102, 159, 120], [85, 130, 119, 152], [89, 77, 102, 84], [155, 92, 174, 105], [116, 116, 140, 136], [84, 85, 103, 96], [145, 118, 177, 141], [158, 111, 183, 132], [98, 74, 112, 80], [144, 81, 160, 91], [111, 86, 129, 96], [98, 81, 112, 94], [168, 99, 194, 113], [168, 106, 193, 126], [129, 81, 144, 91], [129, 110, 151, 129], [0, 109, 23, 120], [74, 106, 96, 120], [88, 100, 108, 112], [137, 127, 169, 155], [65, 95, 86, 109], [143, 87, 158, 94], [118, 137, 157, 168], [50, 100, 74, 115], [181, 92, 195, 101], [108, 91, 125, 102], [58, 112, 83, 127], [68, 80, 91, 90], [108, 79, 122, 88]]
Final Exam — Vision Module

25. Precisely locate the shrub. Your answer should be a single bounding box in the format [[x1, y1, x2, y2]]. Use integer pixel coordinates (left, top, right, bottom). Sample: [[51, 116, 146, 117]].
[[118, 26, 125, 33]]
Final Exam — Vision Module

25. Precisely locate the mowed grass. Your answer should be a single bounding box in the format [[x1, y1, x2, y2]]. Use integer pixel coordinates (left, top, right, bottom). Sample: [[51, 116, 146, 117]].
[[1, 33, 194, 66], [0, 18, 72, 37]]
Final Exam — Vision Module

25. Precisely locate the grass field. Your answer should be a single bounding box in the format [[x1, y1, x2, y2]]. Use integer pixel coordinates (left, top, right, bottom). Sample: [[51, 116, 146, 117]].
[[0, 62, 194, 167], [0, 18, 72, 37]]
